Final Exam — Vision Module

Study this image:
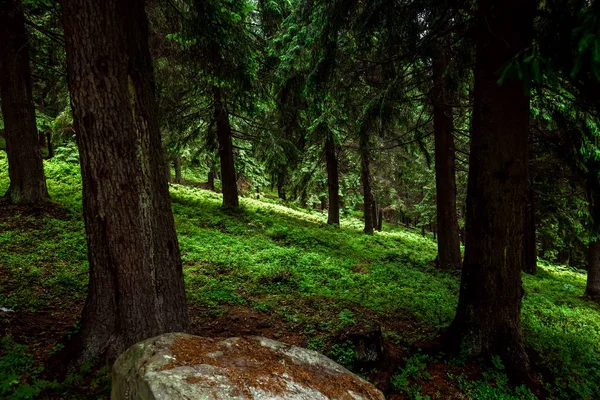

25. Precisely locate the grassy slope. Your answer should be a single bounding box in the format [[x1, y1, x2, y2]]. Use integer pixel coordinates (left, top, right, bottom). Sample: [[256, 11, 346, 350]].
[[1, 154, 600, 399]]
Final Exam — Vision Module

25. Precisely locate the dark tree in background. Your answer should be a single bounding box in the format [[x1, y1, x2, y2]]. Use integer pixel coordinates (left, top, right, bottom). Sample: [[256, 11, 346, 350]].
[[360, 129, 375, 234], [449, 0, 536, 378], [432, 33, 461, 270], [59, 0, 188, 366], [325, 129, 340, 226], [0, 0, 48, 205], [212, 85, 239, 209]]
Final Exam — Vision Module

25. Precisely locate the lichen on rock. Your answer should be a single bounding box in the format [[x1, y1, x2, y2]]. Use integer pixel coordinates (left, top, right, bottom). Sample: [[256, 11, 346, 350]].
[[111, 333, 385, 400]]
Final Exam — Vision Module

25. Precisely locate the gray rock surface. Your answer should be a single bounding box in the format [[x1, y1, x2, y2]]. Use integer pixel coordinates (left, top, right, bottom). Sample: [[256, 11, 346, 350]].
[[111, 333, 385, 400]]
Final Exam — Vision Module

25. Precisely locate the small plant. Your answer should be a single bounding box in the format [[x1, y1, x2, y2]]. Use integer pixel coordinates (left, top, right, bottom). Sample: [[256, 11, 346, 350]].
[[338, 309, 356, 328], [391, 353, 431, 396], [0, 336, 57, 399], [330, 340, 355, 368], [306, 336, 327, 353]]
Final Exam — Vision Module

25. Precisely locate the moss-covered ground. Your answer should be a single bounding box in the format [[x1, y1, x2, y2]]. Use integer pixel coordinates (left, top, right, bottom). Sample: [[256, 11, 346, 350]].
[[1, 153, 599, 399]]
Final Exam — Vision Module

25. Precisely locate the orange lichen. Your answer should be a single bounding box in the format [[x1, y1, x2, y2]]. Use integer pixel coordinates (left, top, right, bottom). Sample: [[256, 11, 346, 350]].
[[161, 336, 380, 400]]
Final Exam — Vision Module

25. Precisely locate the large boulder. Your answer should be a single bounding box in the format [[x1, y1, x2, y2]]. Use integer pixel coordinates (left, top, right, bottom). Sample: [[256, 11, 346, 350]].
[[112, 333, 385, 400]]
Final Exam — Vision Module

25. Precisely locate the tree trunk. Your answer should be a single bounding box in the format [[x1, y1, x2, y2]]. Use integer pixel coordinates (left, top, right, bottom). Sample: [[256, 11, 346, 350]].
[[523, 177, 537, 274], [0, 0, 49, 204], [277, 171, 287, 201], [448, 0, 535, 380], [432, 37, 461, 270], [587, 177, 600, 296], [212, 85, 238, 209], [44, 131, 54, 160], [58, 0, 189, 369], [360, 132, 374, 235], [208, 168, 215, 191], [174, 156, 182, 183], [587, 240, 600, 297], [325, 129, 340, 226]]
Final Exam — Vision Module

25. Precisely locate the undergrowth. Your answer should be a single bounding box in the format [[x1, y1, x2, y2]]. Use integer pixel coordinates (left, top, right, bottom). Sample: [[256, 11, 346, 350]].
[[1, 153, 599, 399]]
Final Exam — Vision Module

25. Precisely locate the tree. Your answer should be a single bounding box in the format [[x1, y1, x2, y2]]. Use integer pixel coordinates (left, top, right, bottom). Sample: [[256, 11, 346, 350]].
[[432, 29, 461, 270], [58, 0, 188, 366], [0, 0, 49, 204], [212, 85, 239, 208], [325, 129, 341, 225], [448, 0, 536, 379], [360, 129, 375, 234], [586, 173, 600, 296]]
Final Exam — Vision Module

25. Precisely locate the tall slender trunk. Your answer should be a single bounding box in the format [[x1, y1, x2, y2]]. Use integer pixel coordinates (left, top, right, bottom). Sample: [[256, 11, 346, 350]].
[[44, 131, 54, 160], [360, 131, 374, 234], [325, 129, 340, 226], [212, 85, 238, 209], [432, 38, 461, 270], [523, 176, 537, 274], [208, 167, 215, 191], [174, 156, 182, 183], [58, 0, 188, 369], [0, 0, 48, 204], [449, 0, 535, 380], [277, 171, 287, 201]]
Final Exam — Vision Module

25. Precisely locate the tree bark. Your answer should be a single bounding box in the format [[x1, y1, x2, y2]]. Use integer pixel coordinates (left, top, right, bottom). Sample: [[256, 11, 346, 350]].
[[448, 0, 535, 380], [0, 0, 49, 204], [325, 129, 340, 226], [58, 0, 189, 368], [586, 240, 600, 297], [432, 38, 461, 270], [360, 131, 374, 235], [212, 85, 239, 209], [587, 177, 600, 296]]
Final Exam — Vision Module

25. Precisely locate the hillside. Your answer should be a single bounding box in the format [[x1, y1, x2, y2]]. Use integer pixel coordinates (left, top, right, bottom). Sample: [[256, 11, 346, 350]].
[[1, 155, 600, 399]]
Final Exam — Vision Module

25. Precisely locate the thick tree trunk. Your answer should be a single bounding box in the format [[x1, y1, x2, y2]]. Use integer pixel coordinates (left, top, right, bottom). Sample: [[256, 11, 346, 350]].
[[0, 0, 49, 204], [360, 132, 374, 235], [325, 129, 340, 226], [587, 179, 600, 296], [174, 156, 182, 183], [59, 0, 189, 368], [212, 86, 238, 209], [448, 0, 535, 380], [523, 177, 537, 274], [432, 40, 461, 270]]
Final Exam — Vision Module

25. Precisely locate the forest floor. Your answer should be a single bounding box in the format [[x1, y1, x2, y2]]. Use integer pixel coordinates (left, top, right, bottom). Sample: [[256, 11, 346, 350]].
[[1, 155, 600, 399]]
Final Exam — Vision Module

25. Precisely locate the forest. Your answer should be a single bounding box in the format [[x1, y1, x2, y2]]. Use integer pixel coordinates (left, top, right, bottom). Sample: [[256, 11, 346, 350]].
[[1, 0, 600, 398]]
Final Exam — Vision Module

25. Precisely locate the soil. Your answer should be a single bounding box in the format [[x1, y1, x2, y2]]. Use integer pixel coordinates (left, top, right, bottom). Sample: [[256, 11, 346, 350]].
[[0, 299, 487, 399]]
